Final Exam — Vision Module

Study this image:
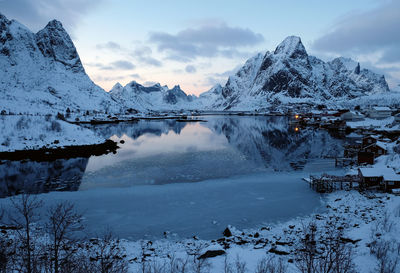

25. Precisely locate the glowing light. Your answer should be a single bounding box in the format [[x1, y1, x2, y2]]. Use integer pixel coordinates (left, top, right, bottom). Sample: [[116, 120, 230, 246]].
[[295, 115, 299, 119], [295, 127, 299, 132]]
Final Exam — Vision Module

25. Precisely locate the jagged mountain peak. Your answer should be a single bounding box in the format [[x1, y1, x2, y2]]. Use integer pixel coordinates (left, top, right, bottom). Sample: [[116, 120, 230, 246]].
[[0, 13, 120, 114], [44, 19, 64, 30], [211, 35, 391, 110], [35, 19, 83, 73], [0, 12, 9, 24], [274, 36, 307, 59], [110, 82, 123, 93]]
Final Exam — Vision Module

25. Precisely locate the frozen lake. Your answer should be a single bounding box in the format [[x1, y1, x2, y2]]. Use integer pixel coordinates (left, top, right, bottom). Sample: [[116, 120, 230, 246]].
[[0, 116, 345, 240]]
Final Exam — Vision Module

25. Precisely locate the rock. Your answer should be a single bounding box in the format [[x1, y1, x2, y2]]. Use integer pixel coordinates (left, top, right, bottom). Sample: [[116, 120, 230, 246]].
[[198, 250, 226, 259], [340, 237, 361, 244], [269, 247, 290, 255], [223, 227, 232, 237]]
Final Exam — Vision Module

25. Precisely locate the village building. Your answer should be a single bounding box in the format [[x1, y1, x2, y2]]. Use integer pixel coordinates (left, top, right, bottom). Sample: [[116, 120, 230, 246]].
[[340, 111, 365, 121], [357, 151, 375, 165], [358, 167, 383, 188], [367, 106, 392, 119], [358, 167, 400, 191], [361, 135, 378, 147], [383, 170, 400, 191]]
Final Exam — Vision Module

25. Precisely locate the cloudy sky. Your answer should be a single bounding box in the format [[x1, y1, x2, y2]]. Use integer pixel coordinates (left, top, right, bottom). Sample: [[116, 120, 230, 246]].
[[0, 0, 399, 95]]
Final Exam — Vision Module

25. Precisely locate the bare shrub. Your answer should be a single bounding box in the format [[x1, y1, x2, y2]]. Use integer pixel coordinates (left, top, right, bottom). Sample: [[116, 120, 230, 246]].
[[295, 220, 355, 273], [234, 255, 247, 273], [85, 231, 128, 273], [255, 256, 287, 273], [370, 214, 400, 273], [370, 240, 400, 273], [223, 255, 233, 273], [167, 253, 190, 273], [186, 243, 210, 273], [15, 116, 30, 130], [49, 121, 62, 132], [0, 208, 16, 273]]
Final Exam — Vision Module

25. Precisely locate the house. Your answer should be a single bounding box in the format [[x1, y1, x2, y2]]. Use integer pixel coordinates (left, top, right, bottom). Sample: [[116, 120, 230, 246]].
[[358, 168, 384, 188], [362, 135, 378, 147], [382, 170, 400, 191], [367, 106, 392, 119], [358, 167, 400, 191], [340, 111, 365, 121], [362, 142, 387, 158]]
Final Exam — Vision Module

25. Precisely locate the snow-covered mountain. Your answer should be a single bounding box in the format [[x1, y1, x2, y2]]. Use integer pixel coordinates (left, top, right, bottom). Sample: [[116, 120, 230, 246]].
[[109, 81, 197, 111], [211, 36, 391, 110], [0, 13, 120, 115]]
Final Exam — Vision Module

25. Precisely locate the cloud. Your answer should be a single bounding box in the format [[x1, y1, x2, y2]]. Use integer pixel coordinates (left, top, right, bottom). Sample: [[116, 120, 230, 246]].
[[110, 60, 135, 70], [185, 65, 197, 73], [130, 73, 143, 80], [149, 23, 264, 62], [312, 0, 400, 64], [132, 46, 162, 67], [97, 60, 135, 70], [96, 41, 122, 50], [0, 0, 105, 32], [92, 75, 126, 82]]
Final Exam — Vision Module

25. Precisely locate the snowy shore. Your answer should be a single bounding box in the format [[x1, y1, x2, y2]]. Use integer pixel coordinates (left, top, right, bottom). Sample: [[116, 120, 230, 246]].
[[122, 190, 400, 272], [0, 115, 105, 153]]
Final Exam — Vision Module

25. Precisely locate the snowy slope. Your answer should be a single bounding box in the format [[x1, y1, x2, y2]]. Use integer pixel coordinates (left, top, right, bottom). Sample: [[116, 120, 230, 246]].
[[210, 36, 392, 110], [0, 13, 121, 115], [0, 115, 104, 152], [109, 81, 197, 111]]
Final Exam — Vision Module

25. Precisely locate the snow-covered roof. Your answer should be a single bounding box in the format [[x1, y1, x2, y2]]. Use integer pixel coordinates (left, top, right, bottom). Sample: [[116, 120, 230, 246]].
[[376, 141, 388, 150], [372, 106, 391, 111], [359, 167, 400, 180]]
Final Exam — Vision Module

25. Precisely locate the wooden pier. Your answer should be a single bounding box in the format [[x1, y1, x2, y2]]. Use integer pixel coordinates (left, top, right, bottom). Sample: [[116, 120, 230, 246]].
[[305, 174, 360, 193]]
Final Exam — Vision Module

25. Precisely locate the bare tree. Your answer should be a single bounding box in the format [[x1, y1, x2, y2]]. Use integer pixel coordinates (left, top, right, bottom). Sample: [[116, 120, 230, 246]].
[[295, 220, 355, 273], [45, 201, 83, 273], [9, 194, 43, 273], [255, 256, 287, 273]]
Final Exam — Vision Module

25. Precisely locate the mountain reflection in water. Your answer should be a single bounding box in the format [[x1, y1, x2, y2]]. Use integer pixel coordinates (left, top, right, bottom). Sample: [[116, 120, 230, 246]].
[[0, 116, 344, 197]]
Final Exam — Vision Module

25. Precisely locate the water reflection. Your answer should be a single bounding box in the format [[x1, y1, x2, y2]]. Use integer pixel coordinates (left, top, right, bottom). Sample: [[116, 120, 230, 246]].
[[0, 116, 344, 196], [0, 158, 88, 197]]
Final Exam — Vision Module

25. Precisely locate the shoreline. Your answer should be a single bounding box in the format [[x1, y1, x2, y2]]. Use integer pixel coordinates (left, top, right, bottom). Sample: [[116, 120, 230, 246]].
[[0, 139, 119, 161]]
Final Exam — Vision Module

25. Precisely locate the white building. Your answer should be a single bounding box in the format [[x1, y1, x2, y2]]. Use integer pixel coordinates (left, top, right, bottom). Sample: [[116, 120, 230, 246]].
[[367, 106, 392, 119], [340, 111, 365, 121]]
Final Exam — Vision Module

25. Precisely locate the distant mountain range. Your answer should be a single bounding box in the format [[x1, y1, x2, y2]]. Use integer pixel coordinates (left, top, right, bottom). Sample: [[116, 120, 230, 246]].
[[0, 13, 397, 114], [109, 81, 196, 111]]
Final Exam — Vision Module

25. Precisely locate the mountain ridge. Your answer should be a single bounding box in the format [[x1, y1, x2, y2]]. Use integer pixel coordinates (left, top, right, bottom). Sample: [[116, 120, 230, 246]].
[[0, 13, 120, 115], [209, 36, 391, 110]]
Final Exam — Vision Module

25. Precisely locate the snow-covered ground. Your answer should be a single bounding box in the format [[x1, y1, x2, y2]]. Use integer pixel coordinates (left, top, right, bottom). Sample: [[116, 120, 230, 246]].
[[347, 117, 400, 131], [121, 191, 400, 273], [0, 115, 104, 152]]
